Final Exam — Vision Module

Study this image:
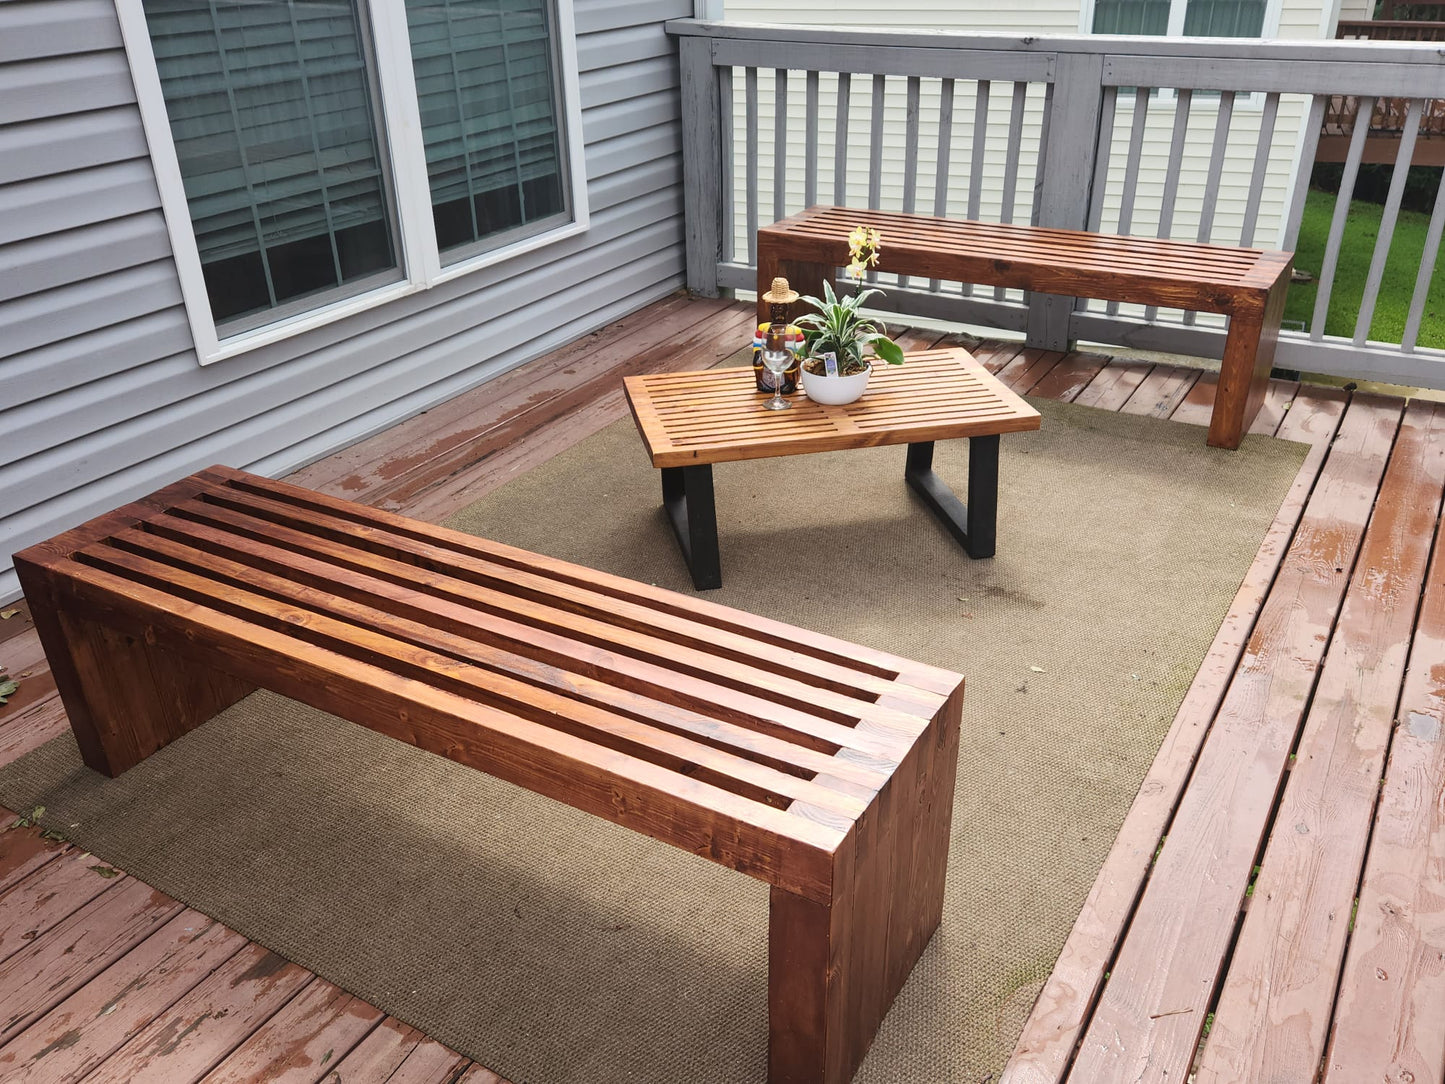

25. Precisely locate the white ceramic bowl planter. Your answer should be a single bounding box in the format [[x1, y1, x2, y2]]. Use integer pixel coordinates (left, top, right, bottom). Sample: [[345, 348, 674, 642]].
[[800, 363, 871, 405]]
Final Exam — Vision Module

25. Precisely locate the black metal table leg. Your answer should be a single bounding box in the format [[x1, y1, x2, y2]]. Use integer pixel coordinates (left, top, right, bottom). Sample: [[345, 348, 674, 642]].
[[661, 465, 722, 589], [904, 434, 999, 558]]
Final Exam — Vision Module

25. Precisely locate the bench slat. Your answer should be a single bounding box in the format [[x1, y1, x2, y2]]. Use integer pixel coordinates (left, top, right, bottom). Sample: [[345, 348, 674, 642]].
[[152, 495, 919, 768], [83, 537, 875, 823], [202, 468, 963, 699], [44, 556, 849, 903], [185, 484, 928, 715], [102, 522, 887, 810]]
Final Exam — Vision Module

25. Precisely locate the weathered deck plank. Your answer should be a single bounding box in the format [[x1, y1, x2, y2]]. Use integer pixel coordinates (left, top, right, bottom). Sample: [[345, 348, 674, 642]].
[[1000, 383, 1349, 1084], [0, 848, 127, 965], [0, 911, 244, 1082], [1199, 398, 1445, 1083], [1066, 394, 1404, 1083], [86, 945, 314, 1084], [1324, 401, 1445, 1084]]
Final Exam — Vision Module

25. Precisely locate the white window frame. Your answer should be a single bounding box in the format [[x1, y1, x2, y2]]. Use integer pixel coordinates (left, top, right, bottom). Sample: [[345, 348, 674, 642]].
[[116, 0, 590, 365], [1078, 0, 1283, 38]]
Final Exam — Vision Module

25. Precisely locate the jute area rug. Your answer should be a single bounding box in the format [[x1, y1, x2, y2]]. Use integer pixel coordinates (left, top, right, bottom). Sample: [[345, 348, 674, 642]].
[[0, 396, 1307, 1084]]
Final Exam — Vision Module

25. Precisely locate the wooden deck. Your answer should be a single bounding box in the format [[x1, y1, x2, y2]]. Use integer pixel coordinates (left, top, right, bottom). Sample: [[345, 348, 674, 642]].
[[0, 294, 1442, 1083]]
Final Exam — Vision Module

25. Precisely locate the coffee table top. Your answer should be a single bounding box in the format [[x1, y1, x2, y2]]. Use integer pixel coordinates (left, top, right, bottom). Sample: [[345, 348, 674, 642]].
[[623, 346, 1041, 468]]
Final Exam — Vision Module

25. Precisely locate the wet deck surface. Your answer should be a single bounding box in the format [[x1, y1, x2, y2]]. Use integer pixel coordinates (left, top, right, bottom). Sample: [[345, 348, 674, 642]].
[[0, 294, 1440, 1084]]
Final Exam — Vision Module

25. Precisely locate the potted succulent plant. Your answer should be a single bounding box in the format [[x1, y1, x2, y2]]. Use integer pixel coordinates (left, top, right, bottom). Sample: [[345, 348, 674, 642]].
[[794, 280, 905, 405]]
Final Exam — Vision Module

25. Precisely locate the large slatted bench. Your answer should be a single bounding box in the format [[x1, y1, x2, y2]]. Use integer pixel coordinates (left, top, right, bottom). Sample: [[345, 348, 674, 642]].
[[13, 465, 965, 1084], [757, 205, 1293, 450]]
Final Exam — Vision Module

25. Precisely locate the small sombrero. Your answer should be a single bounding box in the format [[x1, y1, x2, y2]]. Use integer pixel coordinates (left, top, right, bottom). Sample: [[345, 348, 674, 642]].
[[761, 277, 799, 304]]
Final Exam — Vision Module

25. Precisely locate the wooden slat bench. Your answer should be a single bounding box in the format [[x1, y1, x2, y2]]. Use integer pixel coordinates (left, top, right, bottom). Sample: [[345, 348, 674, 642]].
[[757, 206, 1293, 450], [13, 466, 965, 1084]]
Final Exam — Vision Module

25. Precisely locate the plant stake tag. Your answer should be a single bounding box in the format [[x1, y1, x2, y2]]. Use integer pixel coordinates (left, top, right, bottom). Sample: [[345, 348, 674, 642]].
[[821, 351, 839, 377]]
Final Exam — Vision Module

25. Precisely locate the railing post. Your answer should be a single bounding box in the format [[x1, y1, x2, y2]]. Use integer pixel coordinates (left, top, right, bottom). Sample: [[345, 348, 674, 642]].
[[679, 34, 722, 297], [1025, 51, 1107, 351]]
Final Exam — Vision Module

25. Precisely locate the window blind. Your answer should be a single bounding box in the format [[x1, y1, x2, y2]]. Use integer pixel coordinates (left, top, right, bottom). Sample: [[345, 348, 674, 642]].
[[143, 0, 399, 323], [405, 0, 567, 256]]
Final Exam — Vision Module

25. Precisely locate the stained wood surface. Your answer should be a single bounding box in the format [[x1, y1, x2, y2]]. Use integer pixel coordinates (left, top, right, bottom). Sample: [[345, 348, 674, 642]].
[[756, 205, 1291, 448], [1199, 399, 1445, 1083], [16, 464, 964, 906], [624, 348, 1041, 468], [1064, 394, 1404, 1083], [756, 206, 1292, 308], [1001, 382, 1344, 1084], [0, 296, 1439, 1084], [1324, 403, 1445, 1084]]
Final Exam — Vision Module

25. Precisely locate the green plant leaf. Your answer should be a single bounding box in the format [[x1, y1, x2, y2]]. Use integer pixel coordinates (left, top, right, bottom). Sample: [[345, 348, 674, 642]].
[[0, 679, 17, 705], [870, 336, 906, 366]]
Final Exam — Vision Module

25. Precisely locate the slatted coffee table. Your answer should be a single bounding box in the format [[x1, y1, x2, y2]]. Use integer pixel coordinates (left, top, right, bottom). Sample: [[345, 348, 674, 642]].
[[624, 346, 1042, 589]]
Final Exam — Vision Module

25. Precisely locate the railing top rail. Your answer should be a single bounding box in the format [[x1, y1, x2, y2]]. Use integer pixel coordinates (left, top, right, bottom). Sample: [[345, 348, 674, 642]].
[[666, 17, 1445, 66]]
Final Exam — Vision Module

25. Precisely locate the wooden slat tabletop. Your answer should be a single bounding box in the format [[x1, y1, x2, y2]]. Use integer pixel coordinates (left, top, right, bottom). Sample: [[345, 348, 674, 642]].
[[624, 347, 1041, 468]]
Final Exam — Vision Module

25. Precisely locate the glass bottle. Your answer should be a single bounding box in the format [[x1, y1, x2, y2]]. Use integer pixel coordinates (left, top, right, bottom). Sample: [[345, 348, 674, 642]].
[[753, 277, 801, 394]]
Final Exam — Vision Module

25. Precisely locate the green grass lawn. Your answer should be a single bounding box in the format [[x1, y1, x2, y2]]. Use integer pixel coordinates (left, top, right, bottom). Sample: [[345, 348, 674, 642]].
[[1283, 187, 1445, 349]]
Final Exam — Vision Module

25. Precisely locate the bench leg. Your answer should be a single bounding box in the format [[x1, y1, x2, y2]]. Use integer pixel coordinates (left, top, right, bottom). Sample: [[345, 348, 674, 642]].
[[661, 465, 722, 590], [904, 436, 999, 558], [16, 565, 253, 778], [1210, 277, 1289, 450], [767, 691, 962, 1084]]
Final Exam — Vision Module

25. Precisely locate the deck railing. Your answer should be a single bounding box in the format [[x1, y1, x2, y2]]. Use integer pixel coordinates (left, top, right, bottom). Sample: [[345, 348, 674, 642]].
[[669, 19, 1445, 388]]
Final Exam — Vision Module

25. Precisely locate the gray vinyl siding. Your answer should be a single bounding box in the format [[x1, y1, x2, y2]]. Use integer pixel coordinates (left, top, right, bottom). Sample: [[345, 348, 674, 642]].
[[0, 0, 691, 601]]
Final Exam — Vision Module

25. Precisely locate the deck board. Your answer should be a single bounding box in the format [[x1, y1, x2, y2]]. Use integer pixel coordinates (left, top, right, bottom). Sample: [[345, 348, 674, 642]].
[[0, 296, 1440, 1084], [1198, 399, 1445, 1084]]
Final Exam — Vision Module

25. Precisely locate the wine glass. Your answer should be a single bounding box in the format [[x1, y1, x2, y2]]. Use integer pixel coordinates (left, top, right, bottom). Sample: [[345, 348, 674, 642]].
[[760, 345, 792, 411]]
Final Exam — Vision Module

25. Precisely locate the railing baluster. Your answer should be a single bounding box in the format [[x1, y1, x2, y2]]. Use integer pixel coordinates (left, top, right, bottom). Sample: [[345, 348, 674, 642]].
[[720, 65, 734, 263], [1108, 86, 1152, 315], [1184, 89, 1234, 326], [964, 80, 990, 297], [773, 68, 788, 223], [994, 81, 1029, 300], [903, 76, 921, 213], [1355, 96, 1424, 345], [1402, 159, 1445, 352], [746, 66, 759, 267], [805, 69, 819, 208], [1196, 91, 1234, 244], [1311, 95, 1375, 341], [899, 75, 921, 290], [834, 71, 851, 206], [869, 73, 886, 211], [1283, 94, 1328, 252], [1239, 91, 1280, 247], [1034, 81, 1054, 227], [1001, 80, 1028, 224], [1157, 89, 1191, 239], [1087, 86, 1117, 235], [930, 77, 955, 293], [1145, 87, 1193, 322]]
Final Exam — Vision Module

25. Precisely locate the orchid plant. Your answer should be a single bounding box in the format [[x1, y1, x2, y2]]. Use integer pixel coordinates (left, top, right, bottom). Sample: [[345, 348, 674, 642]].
[[794, 280, 905, 377]]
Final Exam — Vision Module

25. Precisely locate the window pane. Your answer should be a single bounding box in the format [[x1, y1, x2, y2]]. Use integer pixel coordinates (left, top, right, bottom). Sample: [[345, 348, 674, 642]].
[[143, 0, 401, 328], [1092, 0, 1171, 33], [1183, 0, 1266, 35], [405, 0, 569, 260]]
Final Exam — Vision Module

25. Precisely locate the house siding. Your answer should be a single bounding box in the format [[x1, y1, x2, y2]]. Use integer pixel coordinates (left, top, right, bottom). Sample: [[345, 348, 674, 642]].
[[0, 0, 691, 601]]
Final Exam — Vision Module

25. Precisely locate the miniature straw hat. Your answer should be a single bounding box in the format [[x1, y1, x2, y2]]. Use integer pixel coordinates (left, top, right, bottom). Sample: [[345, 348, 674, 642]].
[[761, 277, 799, 304]]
